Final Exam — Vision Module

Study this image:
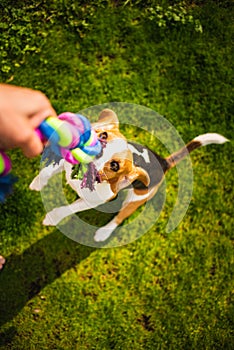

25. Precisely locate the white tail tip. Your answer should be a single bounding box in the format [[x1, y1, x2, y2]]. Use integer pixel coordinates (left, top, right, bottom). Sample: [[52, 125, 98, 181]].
[[194, 133, 229, 146]]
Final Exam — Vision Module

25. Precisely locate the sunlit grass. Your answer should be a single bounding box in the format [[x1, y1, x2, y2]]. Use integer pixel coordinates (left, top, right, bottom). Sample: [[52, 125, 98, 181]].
[[0, 1, 233, 349]]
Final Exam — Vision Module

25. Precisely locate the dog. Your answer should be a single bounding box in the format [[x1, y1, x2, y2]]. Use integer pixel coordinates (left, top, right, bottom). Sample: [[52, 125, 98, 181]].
[[30, 109, 228, 242]]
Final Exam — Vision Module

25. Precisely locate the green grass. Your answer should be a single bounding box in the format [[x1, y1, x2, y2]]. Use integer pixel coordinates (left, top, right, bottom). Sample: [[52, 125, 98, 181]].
[[0, 1, 233, 349]]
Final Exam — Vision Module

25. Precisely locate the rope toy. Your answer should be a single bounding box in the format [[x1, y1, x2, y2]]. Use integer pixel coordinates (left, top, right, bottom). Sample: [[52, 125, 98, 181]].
[[37, 112, 102, 164], [0, 112, 104, 202]]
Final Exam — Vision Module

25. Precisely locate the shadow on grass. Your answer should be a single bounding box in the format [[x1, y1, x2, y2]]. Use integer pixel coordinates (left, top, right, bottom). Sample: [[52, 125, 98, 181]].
[[0, 229, 94, 329]]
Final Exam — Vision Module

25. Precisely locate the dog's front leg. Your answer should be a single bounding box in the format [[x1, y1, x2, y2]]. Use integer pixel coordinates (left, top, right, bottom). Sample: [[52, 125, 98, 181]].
[[30, 159, 65, 191], [43, 198, 102, 226]]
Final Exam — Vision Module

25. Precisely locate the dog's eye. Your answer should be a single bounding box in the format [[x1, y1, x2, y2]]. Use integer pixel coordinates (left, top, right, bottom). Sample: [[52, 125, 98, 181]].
[[110, 160, 119, 172], [99, 132, 108, 140]]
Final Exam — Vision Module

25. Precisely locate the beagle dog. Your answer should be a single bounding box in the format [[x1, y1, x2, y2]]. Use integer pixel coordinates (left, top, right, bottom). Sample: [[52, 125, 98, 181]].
[[30, 109, 228, 242]]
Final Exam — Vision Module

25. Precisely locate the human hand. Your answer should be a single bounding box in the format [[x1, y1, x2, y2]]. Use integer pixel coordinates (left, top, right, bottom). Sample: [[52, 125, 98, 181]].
[[0, 256, 5, 270], [0, 84, 57, 157]]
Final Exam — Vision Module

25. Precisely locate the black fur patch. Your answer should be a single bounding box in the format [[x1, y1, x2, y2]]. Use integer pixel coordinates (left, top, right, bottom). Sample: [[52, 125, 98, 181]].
[[128, 142, 168, 189]]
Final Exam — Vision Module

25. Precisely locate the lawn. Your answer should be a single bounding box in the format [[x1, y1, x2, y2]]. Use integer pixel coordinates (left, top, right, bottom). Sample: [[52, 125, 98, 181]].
[[0, 1, 233, 349]]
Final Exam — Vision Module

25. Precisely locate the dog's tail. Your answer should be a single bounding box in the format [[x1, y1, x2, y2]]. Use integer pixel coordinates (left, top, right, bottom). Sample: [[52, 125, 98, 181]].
[[165, 133, 229, 170]]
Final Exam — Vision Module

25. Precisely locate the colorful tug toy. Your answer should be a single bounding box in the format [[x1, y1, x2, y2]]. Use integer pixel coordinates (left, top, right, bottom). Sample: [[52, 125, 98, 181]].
[[0, 112, 103, 202]]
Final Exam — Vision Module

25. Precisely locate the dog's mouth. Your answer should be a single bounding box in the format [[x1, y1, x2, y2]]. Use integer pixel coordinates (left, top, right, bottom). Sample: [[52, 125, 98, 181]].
[[95, 171, 102, 183], [71, 163, 102, 191], [98, 170, 110, 183]]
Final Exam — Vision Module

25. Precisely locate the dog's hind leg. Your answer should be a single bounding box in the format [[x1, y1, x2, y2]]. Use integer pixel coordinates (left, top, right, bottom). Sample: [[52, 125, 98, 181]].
[[43, 196, 105, 226], [30, 159, 65, 191], [94, 188, 152, 242]]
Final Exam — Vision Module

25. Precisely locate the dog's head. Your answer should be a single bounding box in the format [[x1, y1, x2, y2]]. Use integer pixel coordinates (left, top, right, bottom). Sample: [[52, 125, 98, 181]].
[[93, 109, 150, 193]]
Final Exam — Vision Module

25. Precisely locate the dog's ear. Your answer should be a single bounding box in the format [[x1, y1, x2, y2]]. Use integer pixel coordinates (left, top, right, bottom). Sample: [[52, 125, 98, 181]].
[[109, 163, 150, 193], [97, 109, 119, 128], [127, 166, 150, 187]]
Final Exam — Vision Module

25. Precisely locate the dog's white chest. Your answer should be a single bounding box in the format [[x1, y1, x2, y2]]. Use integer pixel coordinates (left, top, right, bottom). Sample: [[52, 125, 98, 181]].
[[64, 162, 114, 205]]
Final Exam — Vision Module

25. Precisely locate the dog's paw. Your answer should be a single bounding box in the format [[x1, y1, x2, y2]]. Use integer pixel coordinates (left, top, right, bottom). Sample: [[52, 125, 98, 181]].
[[43, 208, 63, 226], [43, 213, 56, 226], [94, 228, 112, 242], [29, 175, 45, 191], [94, 222, 117, 242]]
